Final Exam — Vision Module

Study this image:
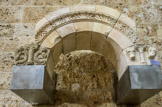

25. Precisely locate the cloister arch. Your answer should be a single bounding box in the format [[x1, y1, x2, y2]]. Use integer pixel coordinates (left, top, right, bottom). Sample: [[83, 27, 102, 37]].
[[10, 5, 162, 105]]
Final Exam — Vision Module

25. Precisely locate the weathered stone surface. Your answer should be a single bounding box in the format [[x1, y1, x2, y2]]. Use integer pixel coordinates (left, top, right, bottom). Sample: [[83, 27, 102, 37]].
[[0, 72, 11, 89], [45, 0, 80, 5], [0, 38, 19, 53], [23, 7, 58, 23], [13, 23, 35, 38], [42, 31, 61, 48], [91, 33, 107, 54], [0, 0, 11, 6], [56, 23, 76, 38], [0, 7, 23, 23], [54, 51, 116, 106], [0, 0, 162, 107], [62, 33, 76, 54], [31, 0, 44, 5], [0, 53, 14, 72], [0, 24, 14, 37], [11, 0, 32, 6], [0, 90, 31, 107]]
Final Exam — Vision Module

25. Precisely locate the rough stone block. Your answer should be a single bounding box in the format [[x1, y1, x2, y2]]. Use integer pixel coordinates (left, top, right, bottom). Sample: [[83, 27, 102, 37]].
[[0, 24, 14, 37], [10, 65, 55, 105], [13, 23, 35, 38], [117, 65, 162, 105], [23, 7, 57, 23], [0, 7, 23, 23], [76, 31, 91, 50]]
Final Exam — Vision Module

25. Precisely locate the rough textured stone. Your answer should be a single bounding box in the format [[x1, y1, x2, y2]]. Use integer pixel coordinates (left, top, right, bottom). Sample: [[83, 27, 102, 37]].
[[0, 72, 11, 89], [0, 53, 14, 72], [0, 38, 19, 53], [0, 0, 162, 107], [13, 23, 35, 38], [23, 7, 58, 23], [54, 51, 116, 107], [0, 24, 14, 37], [0, 7, 23, 23], [11, 0, 32, 6], [45, 0, 80, 5]]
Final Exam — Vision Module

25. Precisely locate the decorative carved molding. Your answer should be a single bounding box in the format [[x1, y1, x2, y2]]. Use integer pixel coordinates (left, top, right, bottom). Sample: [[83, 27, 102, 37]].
[[15, 43, 50, 65], [126, 45, 157, 64], [35, 11, 137, 43], [126, 46, 136, 60], [148, 47, 157, 59]]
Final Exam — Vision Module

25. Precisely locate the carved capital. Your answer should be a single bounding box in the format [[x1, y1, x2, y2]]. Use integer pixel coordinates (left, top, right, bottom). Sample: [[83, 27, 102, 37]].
[[125, 45, 158, 64], [15, 43, 50, 65], [126, 46, 137, 60]]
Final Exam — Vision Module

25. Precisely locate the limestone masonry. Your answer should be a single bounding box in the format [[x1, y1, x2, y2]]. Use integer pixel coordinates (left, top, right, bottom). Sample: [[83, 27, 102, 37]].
[[0, 0, 162, 107]]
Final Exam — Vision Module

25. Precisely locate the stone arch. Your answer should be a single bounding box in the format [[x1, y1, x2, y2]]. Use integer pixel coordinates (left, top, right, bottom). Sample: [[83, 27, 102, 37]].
[[11, 5, 161, 105], [36, 5, 137, 80]]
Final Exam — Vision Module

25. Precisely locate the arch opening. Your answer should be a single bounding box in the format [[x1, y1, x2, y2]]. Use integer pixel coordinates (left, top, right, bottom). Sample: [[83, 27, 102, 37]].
[[10, 5, 162, 106]]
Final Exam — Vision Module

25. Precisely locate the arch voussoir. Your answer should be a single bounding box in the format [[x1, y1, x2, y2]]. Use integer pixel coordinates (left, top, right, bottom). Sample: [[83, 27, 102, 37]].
[[11, 5, 162, 106]]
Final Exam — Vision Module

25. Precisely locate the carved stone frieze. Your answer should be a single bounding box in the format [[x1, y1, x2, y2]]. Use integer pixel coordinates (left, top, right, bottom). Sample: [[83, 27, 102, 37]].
[[35, 11, 137, 43], [126, 44, 158, 64], [15, 43, 50, 65]]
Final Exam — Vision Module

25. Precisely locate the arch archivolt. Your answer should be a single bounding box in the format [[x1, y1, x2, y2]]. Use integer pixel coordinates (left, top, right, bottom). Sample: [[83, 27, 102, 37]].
[[11, 5, 161, 105], [14, 5, 159, 80]]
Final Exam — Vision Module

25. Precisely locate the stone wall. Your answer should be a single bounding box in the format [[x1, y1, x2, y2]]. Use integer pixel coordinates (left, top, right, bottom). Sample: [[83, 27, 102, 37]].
[[0, 0, 162, 107]]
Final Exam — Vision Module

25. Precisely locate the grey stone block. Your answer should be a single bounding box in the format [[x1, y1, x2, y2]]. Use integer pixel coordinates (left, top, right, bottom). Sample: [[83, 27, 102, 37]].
[[117, 65, 162, 105], [10, 65, 55, 105]]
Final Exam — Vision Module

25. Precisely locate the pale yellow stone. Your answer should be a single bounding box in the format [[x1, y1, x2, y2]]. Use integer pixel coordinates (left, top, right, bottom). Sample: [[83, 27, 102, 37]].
[[23, 6, 57, 23], [45, 0, 80, 5], [74, 22, 94, 32], [107, 37, 121, 63], [70, 4, 95, 12], [76, 32, 91, 50], [0, 24, 14, 37], [107, 28, 134, 61], [51, 40, 63, 65], [0, 7, 23, 23], [42, 31, 61, 48], [157, 28, 162, 37], [56, 23, 76, 38], [0, 90, 31, 107], [91, 32, 107, 54], [11, 0, 32, 6], [93, 22, 112, 35], [103, 41, 117, 69], [46, 54, 55, 80], [62, 33, 76, 54], [14, 23, 35, 38], [0, 72, 11, 89], [118, 14, 136, 30], [108, 29, 133, 50], [35, 17, 49, 32], [0, 53, 14, 72], [0, 38, 19, 53], [96, 5, 121, 19], [45, 7, 70, 22]]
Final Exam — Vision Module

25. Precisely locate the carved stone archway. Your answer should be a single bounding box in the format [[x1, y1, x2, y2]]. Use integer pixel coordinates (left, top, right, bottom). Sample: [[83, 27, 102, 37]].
[[10, 5, 162, 105]]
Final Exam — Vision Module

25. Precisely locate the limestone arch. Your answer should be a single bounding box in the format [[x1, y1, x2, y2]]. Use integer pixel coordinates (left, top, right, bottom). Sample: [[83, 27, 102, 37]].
[[10, 5, 162, 105], [35, 5, 138, 80]]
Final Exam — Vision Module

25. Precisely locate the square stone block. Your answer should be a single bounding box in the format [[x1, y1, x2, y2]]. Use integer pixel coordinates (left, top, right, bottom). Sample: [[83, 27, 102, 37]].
[[117, 65, 162, 105], [10, 65, 55, 105]]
